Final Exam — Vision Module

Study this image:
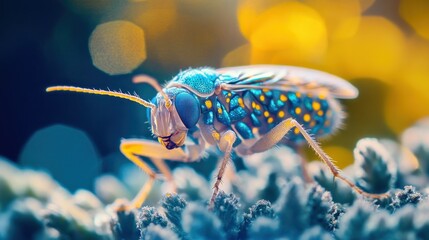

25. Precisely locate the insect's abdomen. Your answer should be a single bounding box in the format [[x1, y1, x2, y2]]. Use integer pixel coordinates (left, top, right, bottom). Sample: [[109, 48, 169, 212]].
[[242, 89, 343, 145], [200, 89, 343, 146]]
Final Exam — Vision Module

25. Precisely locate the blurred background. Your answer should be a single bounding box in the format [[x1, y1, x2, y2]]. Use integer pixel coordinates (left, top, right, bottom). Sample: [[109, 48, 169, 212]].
[[1, 0, 429, 192]]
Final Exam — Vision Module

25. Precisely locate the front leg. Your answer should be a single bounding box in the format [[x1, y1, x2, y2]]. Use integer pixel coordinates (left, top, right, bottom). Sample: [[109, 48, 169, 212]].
[[119, 138, 204, 210], [209, 130, 237, 207]]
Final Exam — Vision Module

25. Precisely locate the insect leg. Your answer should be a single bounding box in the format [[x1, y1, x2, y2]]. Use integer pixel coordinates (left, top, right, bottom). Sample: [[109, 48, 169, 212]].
[[119, 139, 191, 210], [210, 130, 237, 207], [239, 118, 389, 199]]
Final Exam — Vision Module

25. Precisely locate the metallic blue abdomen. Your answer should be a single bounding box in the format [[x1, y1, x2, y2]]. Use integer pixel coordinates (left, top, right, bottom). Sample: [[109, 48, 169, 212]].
[[200, 88, 342, 146]]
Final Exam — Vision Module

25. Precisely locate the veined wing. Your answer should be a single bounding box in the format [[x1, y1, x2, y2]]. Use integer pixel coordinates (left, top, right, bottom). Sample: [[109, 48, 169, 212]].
[[217, 65, 358, 99]]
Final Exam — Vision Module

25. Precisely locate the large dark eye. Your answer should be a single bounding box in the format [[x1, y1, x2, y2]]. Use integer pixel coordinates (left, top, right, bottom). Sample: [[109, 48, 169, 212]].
[[175, 92, 200, 128], [146, 96, 157, 122]]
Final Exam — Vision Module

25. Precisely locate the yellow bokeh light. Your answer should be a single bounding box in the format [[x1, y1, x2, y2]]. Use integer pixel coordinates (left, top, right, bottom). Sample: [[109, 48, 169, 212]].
[[359, 0, 376, 12], [89, 20, 147, 75], [400, 0, 429, 40], [304, 0, 361, 41], [324, 16, 404, 80], [249, 1, 327, 60], [326, 146, 354, 169], [126, 0, 177, 39], [385, 35, 429, 134], [237, 0, 283, 40], [221, 44, 251, 67]]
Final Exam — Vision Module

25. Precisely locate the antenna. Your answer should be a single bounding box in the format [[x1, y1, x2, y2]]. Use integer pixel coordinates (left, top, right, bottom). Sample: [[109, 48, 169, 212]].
[[46, 86, 156, 109], [133, 75, 171, 108]]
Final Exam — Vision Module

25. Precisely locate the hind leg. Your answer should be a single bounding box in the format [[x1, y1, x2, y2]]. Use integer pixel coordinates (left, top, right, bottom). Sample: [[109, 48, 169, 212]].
[[237, 118, 388, 199]]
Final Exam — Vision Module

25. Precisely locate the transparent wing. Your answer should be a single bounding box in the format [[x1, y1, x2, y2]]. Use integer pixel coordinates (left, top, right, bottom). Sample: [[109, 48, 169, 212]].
[[217, 65, 358, 99]]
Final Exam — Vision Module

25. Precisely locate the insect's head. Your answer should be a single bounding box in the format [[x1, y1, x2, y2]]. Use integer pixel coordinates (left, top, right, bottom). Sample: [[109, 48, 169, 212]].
[[46, 75, 200, 150], [148, 88, 200, 150]]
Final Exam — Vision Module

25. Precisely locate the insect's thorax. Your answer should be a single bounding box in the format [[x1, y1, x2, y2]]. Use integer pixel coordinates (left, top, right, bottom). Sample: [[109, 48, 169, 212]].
[[199, 88, 343, 146]]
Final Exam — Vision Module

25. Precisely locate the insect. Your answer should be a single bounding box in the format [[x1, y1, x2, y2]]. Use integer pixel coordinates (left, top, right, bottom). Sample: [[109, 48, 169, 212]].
[[47, 65, 387, 210]]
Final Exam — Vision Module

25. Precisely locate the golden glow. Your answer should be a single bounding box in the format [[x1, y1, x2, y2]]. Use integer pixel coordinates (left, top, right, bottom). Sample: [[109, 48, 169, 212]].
[[217, 107, 223, 114], [324, 16, 405, 80], [89, 21, 146, 75], [267, 117, 274, 124], [221, 44, 251, 67], [278, 110, 285, 118], [317, 110, 324, 116], [295, 107, 302, 115], [323, 146, 354, 169], [359, 0, 376, 11], [304, 0, 361, 40], [248, 1, 327, 61], [400, 0, 429, 40], [127, 0, 177, 39], [280, 94, 287, 102], [259, 95, 265, 101], [226, 98, 231, 103]]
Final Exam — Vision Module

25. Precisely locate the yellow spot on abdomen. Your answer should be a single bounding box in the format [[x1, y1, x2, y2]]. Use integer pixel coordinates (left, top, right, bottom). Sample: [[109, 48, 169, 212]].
[[205, 100, 212, 109], [312, 101, 321, 111], [264, 111, 270, 117], [278, 110, 285, 118], [303, 113, 311, 122], [238, 98, 244, 107], [212, 131, 220, 141], [294, 127, 300, 134], [252, 127, 259, 135], [295, 107, 302, 115]]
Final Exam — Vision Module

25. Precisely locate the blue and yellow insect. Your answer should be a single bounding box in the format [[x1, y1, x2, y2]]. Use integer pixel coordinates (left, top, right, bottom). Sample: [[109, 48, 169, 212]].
[[47, 65, 386, 209]]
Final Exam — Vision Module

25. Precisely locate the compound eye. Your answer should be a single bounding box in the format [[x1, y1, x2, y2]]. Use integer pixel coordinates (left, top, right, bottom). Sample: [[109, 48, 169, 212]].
[[146, 96, 157, 121], [175, 92, 200, 128]]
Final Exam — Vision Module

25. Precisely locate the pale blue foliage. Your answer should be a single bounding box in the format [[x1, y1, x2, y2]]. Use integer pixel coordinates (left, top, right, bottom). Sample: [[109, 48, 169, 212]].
[[137, 206, 168, 239], [144, 224, 179, 240], [112, 209, 139, 240], [181, 203, 226, 240], [353, 138, 397, 194], [2, 119, 429, 239], [213, 191, 241, 239]]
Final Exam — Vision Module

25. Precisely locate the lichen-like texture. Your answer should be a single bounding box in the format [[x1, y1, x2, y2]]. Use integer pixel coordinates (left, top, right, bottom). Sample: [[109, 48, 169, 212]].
[[1, 119, 429, 239]]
